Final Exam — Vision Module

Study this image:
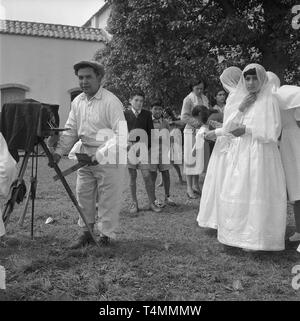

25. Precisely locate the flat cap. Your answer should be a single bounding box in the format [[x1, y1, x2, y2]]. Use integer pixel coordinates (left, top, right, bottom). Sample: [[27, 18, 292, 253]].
[[73, 60, 105, 77]]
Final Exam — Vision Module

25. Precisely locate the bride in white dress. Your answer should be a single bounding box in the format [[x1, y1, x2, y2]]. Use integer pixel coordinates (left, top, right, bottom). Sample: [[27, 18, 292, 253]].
[[217, 63, 287, 251], [197, 66, 242, 229]]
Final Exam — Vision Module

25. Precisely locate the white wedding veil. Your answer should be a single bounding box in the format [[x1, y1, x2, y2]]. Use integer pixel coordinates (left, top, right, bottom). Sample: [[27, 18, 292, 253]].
[[223, 63, 281, 142]]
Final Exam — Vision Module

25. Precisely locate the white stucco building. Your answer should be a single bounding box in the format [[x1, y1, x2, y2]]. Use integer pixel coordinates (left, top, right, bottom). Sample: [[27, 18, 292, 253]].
[[0, 19, 108, 126], [83, 2, 111, 31]]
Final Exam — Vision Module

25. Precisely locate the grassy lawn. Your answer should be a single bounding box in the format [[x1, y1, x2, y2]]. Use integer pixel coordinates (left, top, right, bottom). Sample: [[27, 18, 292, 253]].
[[0, 157, 300, 301]]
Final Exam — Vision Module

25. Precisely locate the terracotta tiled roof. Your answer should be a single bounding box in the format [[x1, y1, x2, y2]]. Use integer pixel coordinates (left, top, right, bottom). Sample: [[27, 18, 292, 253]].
[[0, 19, 109, 43]]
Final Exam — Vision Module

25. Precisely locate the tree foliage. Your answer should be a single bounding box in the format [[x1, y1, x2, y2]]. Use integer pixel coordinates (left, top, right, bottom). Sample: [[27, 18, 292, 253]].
[[95, 0, 300, 110]]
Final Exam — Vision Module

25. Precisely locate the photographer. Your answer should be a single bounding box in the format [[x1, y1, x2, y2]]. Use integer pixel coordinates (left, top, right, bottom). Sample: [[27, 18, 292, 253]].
[[52, 60, 127, 249]]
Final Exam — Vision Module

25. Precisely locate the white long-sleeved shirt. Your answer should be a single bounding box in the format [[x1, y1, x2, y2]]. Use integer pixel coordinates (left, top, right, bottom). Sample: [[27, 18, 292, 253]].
[[56, 86, 127, 160]]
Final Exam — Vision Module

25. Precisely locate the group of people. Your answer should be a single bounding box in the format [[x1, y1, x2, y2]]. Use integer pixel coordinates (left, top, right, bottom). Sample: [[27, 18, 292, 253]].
[[197, 64, 300, 252], [1, 59, 300, 254]]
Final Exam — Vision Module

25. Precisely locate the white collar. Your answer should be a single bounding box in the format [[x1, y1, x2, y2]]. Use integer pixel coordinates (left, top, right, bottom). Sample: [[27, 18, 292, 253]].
[[80, 86, 103, 101], [131, 107, 142, 116]]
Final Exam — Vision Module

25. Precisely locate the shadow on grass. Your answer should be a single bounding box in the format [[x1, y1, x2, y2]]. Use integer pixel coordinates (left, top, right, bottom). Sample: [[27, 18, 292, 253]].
[[84, 238, 200, 262]]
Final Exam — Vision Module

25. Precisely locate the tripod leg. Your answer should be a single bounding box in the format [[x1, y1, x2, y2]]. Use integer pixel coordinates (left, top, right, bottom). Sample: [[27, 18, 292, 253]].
[[31, 188, 35, 240], [30, 146, 37, 240], [3, 152, 31, 226], [18, 187, 30, 226], [39, 140, 100, 248], [17, 148, 38, 233]]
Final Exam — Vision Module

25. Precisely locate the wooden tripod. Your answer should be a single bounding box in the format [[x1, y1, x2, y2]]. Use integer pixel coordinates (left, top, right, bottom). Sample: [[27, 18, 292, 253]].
[[2, 138, 100, 248]]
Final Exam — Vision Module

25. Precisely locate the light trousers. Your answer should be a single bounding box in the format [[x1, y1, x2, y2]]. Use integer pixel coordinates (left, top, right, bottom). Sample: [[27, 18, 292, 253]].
[[76, 163, 126, 239]]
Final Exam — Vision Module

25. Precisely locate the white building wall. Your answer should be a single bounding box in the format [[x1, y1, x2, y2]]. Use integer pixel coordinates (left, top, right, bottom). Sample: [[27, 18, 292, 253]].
[[0, 34, 105, 126], [95, 7, 112, 30]]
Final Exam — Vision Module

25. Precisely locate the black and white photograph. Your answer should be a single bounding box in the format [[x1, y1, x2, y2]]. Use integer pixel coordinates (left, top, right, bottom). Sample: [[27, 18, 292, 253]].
[[0, 0, 300, 309]]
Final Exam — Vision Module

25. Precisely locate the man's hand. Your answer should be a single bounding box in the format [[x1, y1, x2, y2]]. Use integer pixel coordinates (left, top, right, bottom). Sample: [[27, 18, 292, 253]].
[[239, 94, 256, 112], [48, 153, 61, 168], [205, 130, 217, 141], [230, 125, 246, 137]]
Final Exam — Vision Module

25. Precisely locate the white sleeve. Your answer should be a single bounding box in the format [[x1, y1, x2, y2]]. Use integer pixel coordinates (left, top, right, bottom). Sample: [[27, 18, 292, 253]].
[[95, 98, 128, 163], [215, 128, 225, 136], [294, 108, 300, 121], [222, 110, 244, 134]]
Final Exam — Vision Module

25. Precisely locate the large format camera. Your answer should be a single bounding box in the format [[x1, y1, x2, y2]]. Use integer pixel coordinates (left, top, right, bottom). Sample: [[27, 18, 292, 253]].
[[0, 99, 60, 162]]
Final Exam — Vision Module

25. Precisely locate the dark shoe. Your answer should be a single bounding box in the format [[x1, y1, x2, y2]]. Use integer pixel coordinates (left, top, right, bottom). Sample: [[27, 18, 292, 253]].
[[69, 231, 95, 249], [285, 239, 300, 249], [148, 203, 162, 213], [99, 235, 110, 246], [192, 189, 201, 195]]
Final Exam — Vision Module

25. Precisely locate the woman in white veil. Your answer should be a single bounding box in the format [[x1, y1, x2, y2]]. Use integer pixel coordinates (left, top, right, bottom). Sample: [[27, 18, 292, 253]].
[[271, 77, 300, 244], [217, 63, 287, 251], [197, 66, 242, 229]]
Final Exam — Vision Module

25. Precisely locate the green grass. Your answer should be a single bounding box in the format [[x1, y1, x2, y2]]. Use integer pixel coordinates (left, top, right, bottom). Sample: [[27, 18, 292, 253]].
[[0, 157, 300, 301]]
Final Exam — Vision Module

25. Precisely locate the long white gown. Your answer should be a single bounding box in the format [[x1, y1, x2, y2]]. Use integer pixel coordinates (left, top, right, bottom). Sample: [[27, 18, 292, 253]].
[[197, 134, 233, 229], [280, 108, 300, 201], [217, 100, 287, 251], [0, 133, 17, 237], [197, 66, 242, 229]]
